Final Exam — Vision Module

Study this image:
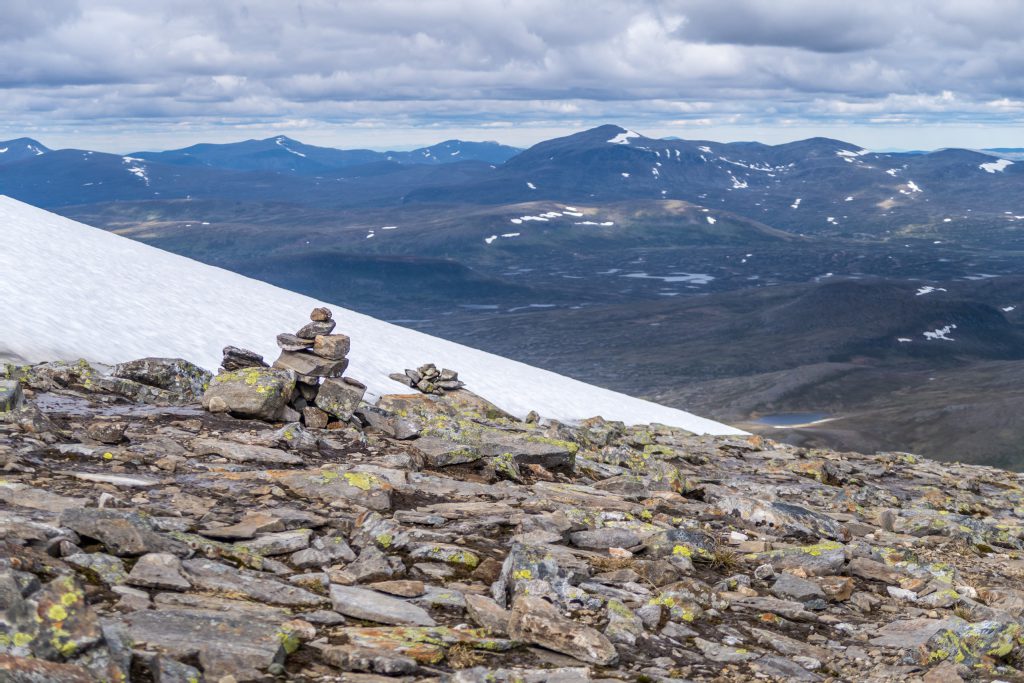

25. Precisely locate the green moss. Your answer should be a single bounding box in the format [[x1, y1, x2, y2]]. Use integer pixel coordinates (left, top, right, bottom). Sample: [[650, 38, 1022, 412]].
[[276, 628, 301, 654], [512, 569, 533, 580], [376, 533, 394, 548]]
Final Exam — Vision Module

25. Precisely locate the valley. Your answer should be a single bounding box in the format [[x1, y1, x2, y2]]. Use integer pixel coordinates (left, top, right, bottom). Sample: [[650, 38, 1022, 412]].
[[3, 125, 1023, 466]]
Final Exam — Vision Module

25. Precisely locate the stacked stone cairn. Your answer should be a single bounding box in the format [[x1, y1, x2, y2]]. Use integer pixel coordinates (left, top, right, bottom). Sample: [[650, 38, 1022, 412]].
[[389, 362, 465, 394], [202, 307, 366, 428]]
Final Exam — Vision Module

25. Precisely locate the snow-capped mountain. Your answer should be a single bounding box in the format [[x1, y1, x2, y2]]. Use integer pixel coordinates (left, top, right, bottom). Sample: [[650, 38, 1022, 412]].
[[0, 137, 50, 164], [0, 195, 743, 435]]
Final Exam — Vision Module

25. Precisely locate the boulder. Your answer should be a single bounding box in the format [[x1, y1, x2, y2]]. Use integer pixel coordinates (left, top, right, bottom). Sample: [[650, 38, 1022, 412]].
[[329, 585, 436, 626], [312, 334, 350, 360], [296, 319, 336, 339], [508, 595, 617, 665], [111, 357, 212, 404], [315, 377, 366, 421], [0, 380, 24, 413], [201, 367, 295, 420]]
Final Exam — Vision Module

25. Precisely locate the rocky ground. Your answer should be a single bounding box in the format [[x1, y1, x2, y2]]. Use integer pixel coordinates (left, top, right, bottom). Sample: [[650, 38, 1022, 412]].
[[4, 344, 1024, 682]]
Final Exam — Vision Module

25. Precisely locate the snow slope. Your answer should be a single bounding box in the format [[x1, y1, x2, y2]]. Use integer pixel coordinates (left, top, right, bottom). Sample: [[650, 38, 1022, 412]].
[[0, 196, 744, 435]]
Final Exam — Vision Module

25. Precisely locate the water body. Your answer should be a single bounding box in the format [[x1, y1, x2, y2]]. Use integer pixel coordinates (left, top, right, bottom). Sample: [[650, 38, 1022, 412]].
[[755, 412, 830, 427]]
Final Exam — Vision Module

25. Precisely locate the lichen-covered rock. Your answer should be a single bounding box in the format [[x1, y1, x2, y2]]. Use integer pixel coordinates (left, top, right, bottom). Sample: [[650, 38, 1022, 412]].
[[111, 357, 212, 403], [201, 367, 295, 420], [0, 380, 23, 413], [314, 376, 366, 420]]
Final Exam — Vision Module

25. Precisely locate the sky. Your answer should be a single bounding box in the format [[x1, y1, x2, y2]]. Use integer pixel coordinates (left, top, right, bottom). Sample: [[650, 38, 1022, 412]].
[[2, 0, 1023, 152]]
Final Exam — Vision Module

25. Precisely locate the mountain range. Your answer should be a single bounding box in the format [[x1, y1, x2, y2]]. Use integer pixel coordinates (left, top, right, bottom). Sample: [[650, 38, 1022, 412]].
[[1, 124, 1022, 465]]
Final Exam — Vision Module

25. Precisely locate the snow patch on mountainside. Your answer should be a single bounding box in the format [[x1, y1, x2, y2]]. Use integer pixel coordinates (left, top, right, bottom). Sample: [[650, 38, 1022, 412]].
[[608, 129, 639, 145], [980, 159, 1013, 173], [0, 196, 743, 435]]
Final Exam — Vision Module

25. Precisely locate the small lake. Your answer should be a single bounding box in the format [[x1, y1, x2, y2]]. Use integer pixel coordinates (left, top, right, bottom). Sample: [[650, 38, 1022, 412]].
[[754, 412, 830, 427]]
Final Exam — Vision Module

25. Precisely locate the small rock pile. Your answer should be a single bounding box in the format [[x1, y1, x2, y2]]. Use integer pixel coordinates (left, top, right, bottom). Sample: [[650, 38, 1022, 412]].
[[202, 307, 367, 428], [390, 363, 466, 394]]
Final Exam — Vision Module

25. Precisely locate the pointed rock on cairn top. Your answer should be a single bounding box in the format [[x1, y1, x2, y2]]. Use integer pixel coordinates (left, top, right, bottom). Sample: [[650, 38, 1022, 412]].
[[201, 307, 365, 426]]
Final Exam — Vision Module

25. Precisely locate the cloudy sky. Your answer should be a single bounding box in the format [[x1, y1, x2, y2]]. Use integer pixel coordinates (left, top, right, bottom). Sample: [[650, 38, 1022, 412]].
[[3, 0, 1023, 152]]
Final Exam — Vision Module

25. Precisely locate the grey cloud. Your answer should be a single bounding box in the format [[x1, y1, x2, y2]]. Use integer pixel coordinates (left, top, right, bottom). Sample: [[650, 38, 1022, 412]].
[[0, 0, 1022, 146]]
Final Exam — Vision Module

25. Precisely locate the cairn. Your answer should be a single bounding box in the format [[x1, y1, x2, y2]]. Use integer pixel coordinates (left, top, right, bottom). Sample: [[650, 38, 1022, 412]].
[[389, 362, 465, 394], [212, 307, 366, 428]]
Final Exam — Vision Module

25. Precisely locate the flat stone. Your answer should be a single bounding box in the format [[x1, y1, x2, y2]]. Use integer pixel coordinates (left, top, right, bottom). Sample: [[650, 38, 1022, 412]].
[[465, 593, 512, 635], [127, 553, 191, 591], [772, 573, 826, 602], [273, 350, 347, 378], [274, 467, 393, 511], [750, 542, 847, 577], [0, 482, 87, 513], [368, 580, 426, 597], [200, 512, 285, 540], [716, 495, 849, 541], [182, 558, 325, 607], [290, 535, 356, 568], [570, 527, 641, 551], [870, 617, 966, 648], [60, 471, 160, 487], [329, 584, 436, 626], [509, 595, 617, 665], [296, 319, 337, 339], [191, 438, 303, 465], [412, 436, 481, 467], [0, 656, 96, 683], [221, 345, 268, 371], [244, 529, 312, 556], [60, 508, 188, 557], [202, 367, 295, 420], [312, 334, 350, 360], [276, 333, 314, 352], [120, 607, 291, 680], [315, 377, 366, 420]]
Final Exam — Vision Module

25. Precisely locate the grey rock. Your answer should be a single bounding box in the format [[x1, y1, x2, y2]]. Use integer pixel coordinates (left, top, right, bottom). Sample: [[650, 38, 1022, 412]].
[[296, 319, 337, 339], [201, 367, 295, 420], [221, 346, 268, 372], [320, 645, 418, 675], [508, 594, 617, 665], [328, 584, 436, 626], [569, 528, 641, 550], [85, 419, 128, 444], [331, 545, 402, 584], [152, 656, 205, 683], [315, 377, 366, 420], [244, 529, 312, 556], [200, 512, 285, 540], [870, 617, 967, 648], [310, 307, 333, 322], [191, 438, 303, 465], [111, 357, 212, 404], [312, 334, 350, 360], [182, 558, 325, 607], [465, 593, 512, 635], [0, 380, 25, 412], [60, 508, 188, 557], [66, 552, 129, 586], [273, 350, 347, 378], [120, 607, 291, 681], [302, 406, 329, 429], [127, 553, 191, 591], [290, 535, 356, 568], [771, 572, 826, 602], [276, 333, 314, 352]]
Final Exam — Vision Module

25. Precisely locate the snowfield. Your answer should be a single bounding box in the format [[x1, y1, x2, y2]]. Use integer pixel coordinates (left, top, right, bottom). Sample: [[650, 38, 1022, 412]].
[[0, 196, 744, 435]]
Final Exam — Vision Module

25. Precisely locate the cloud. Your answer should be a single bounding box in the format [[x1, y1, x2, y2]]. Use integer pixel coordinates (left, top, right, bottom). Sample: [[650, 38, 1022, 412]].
[[0, 0, 1022, 149]]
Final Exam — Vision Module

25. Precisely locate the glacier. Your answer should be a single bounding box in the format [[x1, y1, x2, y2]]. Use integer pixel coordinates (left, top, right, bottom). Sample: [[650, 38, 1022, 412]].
[[0, 196, 744, 435]]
